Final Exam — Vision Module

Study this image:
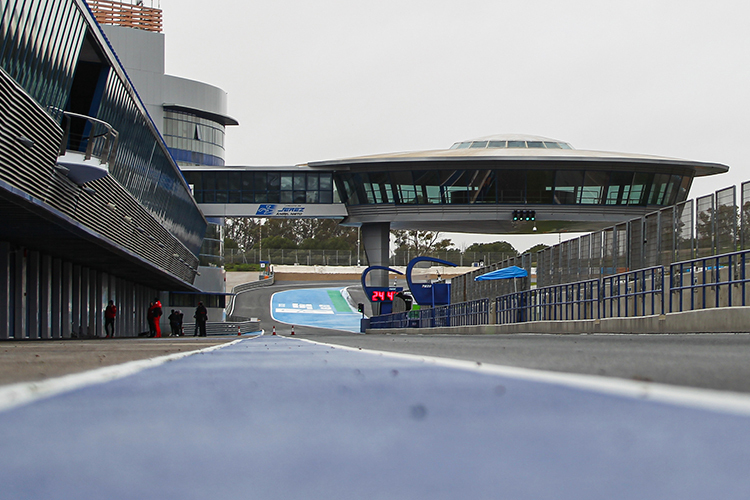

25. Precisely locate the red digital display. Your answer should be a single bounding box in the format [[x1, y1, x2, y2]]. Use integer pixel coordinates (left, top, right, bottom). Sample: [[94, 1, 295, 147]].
[[371, 290, 397, 302]]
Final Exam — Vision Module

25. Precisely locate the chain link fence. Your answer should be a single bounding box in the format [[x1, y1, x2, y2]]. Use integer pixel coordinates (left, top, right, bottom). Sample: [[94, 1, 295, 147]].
[[226, 248, 520, 268]]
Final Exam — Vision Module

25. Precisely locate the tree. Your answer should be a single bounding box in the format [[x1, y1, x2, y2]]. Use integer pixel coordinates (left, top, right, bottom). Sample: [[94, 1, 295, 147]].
[[261, 235, 297, 249], [225, 218, 260, 251], [465, 241, 518, 256], [523, 243, 549, 255], [391, 230, 453, 255]]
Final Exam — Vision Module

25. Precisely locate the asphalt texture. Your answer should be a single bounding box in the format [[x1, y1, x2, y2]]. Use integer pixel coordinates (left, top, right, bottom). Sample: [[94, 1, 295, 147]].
[[243, 281, 750, 394], [0, 337, 235, 386], [4, 281, 750, 498], [2, 335, 750, 499]]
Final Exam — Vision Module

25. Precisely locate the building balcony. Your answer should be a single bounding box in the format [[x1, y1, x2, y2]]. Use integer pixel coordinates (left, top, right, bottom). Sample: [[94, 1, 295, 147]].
[[56, 111, 118, 185]]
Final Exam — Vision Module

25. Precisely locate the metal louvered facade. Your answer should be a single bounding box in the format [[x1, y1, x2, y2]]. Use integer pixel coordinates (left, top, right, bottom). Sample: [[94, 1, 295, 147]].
[[0, 0, 207, 338]]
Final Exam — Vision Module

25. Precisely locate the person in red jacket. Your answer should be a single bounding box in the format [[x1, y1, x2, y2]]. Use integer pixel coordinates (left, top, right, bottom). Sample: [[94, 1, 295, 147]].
[[104, 300, 117, 338], [148, 299, 163, 338]]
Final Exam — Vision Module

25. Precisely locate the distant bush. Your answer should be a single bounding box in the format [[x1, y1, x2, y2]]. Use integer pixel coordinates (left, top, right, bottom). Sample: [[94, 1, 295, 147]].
[[225, 263, 260, 272]]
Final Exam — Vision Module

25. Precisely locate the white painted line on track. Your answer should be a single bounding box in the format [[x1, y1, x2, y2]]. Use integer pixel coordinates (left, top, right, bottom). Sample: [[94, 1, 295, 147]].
[[282, 335, 750, 417], [0, 338, 250, 413]]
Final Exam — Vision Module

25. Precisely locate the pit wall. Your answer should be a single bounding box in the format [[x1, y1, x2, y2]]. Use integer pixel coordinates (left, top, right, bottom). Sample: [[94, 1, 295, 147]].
[[367, 306, 750, 335]]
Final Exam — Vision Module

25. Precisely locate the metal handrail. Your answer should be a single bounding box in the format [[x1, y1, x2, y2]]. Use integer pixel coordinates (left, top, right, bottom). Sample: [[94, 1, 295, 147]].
[[59, 111, 119, 165]]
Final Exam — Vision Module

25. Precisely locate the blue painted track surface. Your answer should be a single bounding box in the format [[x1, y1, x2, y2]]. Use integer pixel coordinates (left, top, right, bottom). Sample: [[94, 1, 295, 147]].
[[271, 287, 361, 332], [1, 336, 750, 499]]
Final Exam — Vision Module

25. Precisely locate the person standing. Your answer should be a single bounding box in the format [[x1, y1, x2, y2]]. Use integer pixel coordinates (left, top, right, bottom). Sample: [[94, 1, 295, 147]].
[[147, 301, 156, 337], [104, 300, 117, 338], [168, 309, 181, 337], [177, 309, 184, 336], [151, 298, 163, 338], [194, 301, 208, 337], [148, 298, 163, 338]]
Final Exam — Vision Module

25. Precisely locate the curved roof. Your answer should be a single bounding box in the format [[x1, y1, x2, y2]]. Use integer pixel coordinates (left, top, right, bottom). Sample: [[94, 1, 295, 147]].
[[308, 135, 729, 177]]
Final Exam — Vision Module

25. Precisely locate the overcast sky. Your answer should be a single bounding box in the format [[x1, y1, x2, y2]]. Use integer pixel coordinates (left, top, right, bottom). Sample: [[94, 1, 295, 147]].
[[160, 0, 750, 252]]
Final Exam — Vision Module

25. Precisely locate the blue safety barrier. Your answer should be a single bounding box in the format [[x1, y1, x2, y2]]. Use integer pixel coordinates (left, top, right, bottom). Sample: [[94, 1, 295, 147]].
[[368, 248, 750, 330]]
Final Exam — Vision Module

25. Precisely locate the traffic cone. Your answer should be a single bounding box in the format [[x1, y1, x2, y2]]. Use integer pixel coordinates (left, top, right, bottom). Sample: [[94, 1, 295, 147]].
[[291, 325, 295, 336], [272, 325, 276, 335], [237, 325, 241, 336]]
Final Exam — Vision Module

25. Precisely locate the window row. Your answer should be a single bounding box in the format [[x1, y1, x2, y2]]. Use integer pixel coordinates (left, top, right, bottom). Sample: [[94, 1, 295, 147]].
[[164, 111, 225, 149], [450, 140, 573, 150], [337, 169, 691, 207], [183, 171, 336, 204]]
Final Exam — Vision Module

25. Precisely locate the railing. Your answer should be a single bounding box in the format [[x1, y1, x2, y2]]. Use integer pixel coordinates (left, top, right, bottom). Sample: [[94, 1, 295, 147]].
[[59, 111, 119, 165], [670, 251, 750, 312], [182, 319, 261, 336], [371, 299, 489, 329], [88, 0, 163, 32], [496, 280, 599, 325], [368, 248, 750, 330], [601, 266, 664, 318]]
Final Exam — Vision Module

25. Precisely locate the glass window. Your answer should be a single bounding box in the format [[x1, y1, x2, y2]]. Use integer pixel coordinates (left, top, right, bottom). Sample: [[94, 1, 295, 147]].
[[527, 170, 555, 204], [306, 191, 319, 203], [648, 173, 671, 205], [339, 174, 360, 204], [580, 171, 609, 205], [228, 171, 241, 191], [508, 141, 526, 148], [293, 173, 305, 190], [320, 190, 333, 204], [368, 172, 394, 204], [360, 173, 377, 204], [488, 141, 507, 148], [543, 142, 562, 149], [468, 170, 497, 203], [469, 141, 488, 149], [280, 174, 293, 190], [441, 170, 468, 204], [527, 141, 545, 148], [306, 173, 319, 191], [280, 191, 293, 203], [497, 170, 525, 203], [391, 171, 417, 204], [413, 171, 442, 204], [254, 172, 267, 191], [629, 172, 653, 205], [214, 171, 228, 193], [319, 174, 332, 190], [267, 172, 280, 190], [241, 172, 254, 191], [553, 170, 583, 204], [559, 143, 572, 149], [606, 172, 633, 205], [293, 191, 306, 203], [203, 172, 216, 191]]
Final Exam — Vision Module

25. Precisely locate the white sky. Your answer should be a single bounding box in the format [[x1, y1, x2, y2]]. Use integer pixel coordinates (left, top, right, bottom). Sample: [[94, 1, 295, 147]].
[[160, 0, 750, 253]]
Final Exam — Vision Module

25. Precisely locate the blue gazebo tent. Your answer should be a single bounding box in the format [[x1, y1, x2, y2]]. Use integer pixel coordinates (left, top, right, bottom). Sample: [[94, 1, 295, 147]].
[[474, 265, 528, 281], [474, 265, 528, 293]]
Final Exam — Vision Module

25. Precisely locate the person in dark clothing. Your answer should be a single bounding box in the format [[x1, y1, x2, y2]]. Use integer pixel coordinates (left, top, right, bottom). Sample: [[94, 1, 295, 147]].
[[104, 300, 117, 338], [177, 310, 184, 336], [168, 309, 181, 337], [194, 301, 208, 337]]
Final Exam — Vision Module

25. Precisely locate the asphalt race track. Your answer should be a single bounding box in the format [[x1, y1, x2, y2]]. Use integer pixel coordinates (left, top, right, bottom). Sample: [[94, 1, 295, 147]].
[[3, 280, 750, 498], [239, 281, 750, 394]]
